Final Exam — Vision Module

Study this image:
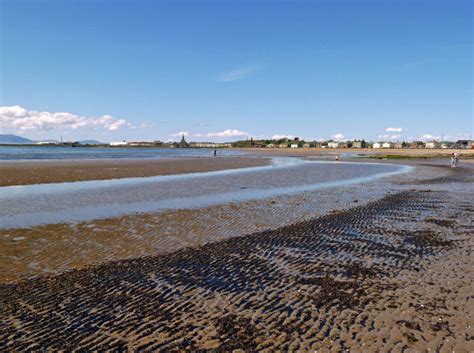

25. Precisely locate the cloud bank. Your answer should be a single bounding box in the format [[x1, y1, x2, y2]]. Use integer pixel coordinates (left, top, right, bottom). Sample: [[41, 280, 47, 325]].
[[195, 129, 249, 138], [0, 105, 133, 132]]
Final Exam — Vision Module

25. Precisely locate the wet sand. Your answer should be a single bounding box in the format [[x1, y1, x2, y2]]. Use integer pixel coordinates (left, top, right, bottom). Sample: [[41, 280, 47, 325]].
[[0, 159, 473, 351], [0, 156, 270, 186]]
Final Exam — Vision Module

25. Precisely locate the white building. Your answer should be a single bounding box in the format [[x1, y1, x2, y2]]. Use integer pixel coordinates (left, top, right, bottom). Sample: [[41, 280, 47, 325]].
[[372, 142, 382, 149], [328, 142, 340, 148], [382, 142, 394, 148], [290, 144, 298, 148], [110, 141, 127, 146], [425, 141, 440, 149]]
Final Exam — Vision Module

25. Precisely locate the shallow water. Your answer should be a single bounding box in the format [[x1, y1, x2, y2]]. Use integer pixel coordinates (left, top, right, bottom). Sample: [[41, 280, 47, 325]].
[[0, 158, 412, 228], [0, 145, 242, 160]]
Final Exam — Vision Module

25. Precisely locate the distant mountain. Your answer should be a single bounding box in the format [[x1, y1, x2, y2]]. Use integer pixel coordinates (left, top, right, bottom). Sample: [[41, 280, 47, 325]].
[[0, 134, 34, 144], [78, 140, 102, 145]]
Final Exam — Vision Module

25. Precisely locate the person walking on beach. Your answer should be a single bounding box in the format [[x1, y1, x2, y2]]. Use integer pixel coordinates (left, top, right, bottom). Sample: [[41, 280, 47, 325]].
[[454, 152, 460, 167], [213, 149, 217, 157], [451, 153, 456, 168]]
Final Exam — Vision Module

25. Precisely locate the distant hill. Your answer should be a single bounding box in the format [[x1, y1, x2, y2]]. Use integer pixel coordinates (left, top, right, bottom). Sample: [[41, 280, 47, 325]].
[[0, 134, 34, 144], [78, 140, 102, 145]]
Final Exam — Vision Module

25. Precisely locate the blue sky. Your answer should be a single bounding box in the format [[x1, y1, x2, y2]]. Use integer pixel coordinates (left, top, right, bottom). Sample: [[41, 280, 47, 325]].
[[1, 0, 472, 142]]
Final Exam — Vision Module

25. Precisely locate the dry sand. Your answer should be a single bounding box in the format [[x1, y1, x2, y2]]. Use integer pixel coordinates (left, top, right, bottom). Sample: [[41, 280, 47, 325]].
[[0, 157, 473, 351]]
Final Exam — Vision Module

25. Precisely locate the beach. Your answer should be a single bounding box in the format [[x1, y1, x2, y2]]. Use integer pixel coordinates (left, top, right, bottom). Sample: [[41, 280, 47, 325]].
[[0, 156, 269, 187], [0, 151, 473, 351]]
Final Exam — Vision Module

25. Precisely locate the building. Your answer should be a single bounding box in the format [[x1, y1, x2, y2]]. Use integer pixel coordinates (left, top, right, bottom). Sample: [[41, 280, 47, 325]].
[[410, 141, 424, 149], [290, 144, 298, 148], [266, 143, 275, 148], [128, 141, 156, 147], [110, 141, 127, 146], [352, 140, 364, 148], [278, 144, 288, 148], [455, 140, 474, 149], [190, 142, 232, 148], [303, 143, 311, 148], [312, 142, 323, 148], [328, 141, 339, 148], [425, 141, 441, 149], [382, 142, 394, 148], [178, 135, 190, 148], [394, 142, 403, 149], [372, 142, 382, 149]]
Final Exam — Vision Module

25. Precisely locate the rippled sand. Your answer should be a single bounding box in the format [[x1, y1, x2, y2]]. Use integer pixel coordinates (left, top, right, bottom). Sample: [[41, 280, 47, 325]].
[[0, 160, 473, 351]]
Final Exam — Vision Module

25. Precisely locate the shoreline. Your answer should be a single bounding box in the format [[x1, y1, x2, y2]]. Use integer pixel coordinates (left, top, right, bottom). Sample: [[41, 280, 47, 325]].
[[0, 147, 471, 187]]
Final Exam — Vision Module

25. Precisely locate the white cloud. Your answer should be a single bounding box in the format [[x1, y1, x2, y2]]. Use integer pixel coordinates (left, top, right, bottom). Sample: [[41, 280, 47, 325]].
[[420, 134, 441, 141], [331, 133, 345, 141], [169, 131, 189, 138], [378, 134, 402, 141], [196, 129, 249, 138], [0, 105, 133, 132], [217, 66, 261, 82], [272, 134, 295, 140], [385, 127, 403, 132]]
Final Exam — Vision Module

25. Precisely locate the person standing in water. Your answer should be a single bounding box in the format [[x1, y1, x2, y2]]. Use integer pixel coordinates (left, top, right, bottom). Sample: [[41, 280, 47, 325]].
[[213, 149, 217, 157]]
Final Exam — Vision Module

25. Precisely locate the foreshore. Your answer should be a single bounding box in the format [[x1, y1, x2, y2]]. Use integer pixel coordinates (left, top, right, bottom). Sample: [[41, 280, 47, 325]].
[[0, 156, 270, 186], [0, 148, 471, 187], [0, 155, 472, 351]]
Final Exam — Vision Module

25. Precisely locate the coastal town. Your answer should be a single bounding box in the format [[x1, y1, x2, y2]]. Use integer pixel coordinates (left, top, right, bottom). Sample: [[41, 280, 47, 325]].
[[4, 133, 472, 150]]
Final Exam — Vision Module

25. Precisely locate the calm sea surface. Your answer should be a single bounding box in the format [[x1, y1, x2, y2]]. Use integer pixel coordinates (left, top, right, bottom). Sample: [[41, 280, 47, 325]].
[[0, 146, 242, 160]]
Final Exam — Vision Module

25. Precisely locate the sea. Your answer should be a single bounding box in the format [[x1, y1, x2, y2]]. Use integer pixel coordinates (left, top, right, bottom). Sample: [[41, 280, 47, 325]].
[[0, 145, 242, 161]]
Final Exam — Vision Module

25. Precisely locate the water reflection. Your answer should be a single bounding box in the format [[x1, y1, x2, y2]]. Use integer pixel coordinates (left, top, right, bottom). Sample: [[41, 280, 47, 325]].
[[0, 158, 412, 228]]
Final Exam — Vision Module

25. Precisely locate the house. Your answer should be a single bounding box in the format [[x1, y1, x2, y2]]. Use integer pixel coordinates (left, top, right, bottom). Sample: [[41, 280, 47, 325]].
[[278, 144, 288, 148], [328, 141, 339, 148], [425, 141, 440, 149], [191, 142, 232, 148], [394, 142, 403, 149], [372, 142, 382, 149], [303, 143, 311, 148], [455, 140, 474, 149], [382, 142, 394, 148], [410, 141, 424, 149], [128, 141, 156, 147], [290, 144, 298, 148], [110, 140, 127, 146], [312, 142, 323, 148], [352, 140, 365, 148], [266, 143, 275, 148]]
